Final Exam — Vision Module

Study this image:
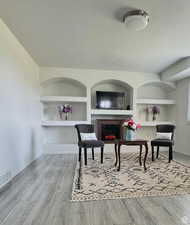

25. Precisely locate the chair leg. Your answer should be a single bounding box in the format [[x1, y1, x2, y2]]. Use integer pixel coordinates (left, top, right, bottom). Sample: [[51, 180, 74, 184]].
[[117, 144, 121, 171], [114, 143, 118, 167], [169, 146, 173, 163], [101, 147, 104, 164], [171, 146, 173, 160], [152, 145, 155, 161], [78, 147, 82, 162], [84, 148, 87, 165], [156, 146, 159, 159], [92, 148, 94, 160]]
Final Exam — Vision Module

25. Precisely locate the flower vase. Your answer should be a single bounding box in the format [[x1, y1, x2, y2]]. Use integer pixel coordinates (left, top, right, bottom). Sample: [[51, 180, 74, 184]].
[[125, 128, 136, 141], [65, 113, 68, 120], [152, 114, 156, 121]]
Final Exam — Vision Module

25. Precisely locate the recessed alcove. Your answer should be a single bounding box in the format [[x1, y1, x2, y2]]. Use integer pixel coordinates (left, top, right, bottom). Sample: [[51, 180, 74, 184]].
[[42, 102, 87, 121], [136, 81, 176, 126], [40, 78, 88, 124], [41, 77, 87, 97], [137, 82, 176, 99], [40, 77, 89, 153]]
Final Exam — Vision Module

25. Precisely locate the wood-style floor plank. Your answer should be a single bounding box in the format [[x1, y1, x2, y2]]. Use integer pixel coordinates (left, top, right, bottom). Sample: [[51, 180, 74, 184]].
[[0, 152, 190, 225]]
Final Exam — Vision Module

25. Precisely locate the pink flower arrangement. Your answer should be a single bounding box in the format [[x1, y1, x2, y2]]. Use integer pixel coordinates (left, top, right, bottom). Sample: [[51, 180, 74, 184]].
[[123, 119, 141, 131]]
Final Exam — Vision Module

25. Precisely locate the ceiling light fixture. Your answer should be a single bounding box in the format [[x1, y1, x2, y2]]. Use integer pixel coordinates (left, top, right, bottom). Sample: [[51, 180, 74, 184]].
[[123, 10, 149, 31]]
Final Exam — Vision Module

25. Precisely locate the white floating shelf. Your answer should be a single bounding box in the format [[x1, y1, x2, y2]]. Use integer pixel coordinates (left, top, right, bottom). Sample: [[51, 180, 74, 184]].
[[91, 109, 133, 116], [139, 121, 175, 127], [40, 96, 87, 103], [41, 120, 90, 127], [136, 99, 175, 105]]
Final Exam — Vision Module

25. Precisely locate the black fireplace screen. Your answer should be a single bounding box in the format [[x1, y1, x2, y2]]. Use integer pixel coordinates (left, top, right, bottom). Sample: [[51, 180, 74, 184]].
[[101, 124, 120, 140]]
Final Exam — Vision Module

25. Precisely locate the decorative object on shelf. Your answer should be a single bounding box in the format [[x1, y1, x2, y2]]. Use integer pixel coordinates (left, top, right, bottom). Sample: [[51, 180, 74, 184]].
[[122, 119, 141, 141], [57, 105, 63, 120], [57, 104, 72, 120], [126, 105, 130, 110], [152, 105, 160, 121], [145, 106, 152, 121]]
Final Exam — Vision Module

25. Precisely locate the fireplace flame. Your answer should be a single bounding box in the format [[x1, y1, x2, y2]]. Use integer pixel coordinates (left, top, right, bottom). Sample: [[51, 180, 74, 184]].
[[105, 135, 116, 140]]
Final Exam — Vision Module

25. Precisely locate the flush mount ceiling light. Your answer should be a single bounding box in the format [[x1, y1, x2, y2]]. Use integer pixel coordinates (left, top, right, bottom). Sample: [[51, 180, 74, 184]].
[[123, 10, 149, 31]]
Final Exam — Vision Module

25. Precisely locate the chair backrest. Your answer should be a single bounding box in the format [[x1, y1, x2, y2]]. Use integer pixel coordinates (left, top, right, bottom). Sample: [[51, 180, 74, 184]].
[[75, 124, 94, 141], [156, 124, 176, 140]]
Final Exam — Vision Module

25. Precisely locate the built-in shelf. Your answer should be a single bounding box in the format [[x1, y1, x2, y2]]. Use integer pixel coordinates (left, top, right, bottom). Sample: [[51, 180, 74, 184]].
[[40, 96, 87, 103], [136, 99, 175, 105], [139, 121, 175, 127], [41, 120, 90, 127], [91, 109, 133, 116]]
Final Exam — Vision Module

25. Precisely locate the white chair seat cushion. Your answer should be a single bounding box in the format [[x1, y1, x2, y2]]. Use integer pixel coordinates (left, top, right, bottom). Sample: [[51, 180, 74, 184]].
[[80, 133, 97, 141], [156, 132, 172, 140]]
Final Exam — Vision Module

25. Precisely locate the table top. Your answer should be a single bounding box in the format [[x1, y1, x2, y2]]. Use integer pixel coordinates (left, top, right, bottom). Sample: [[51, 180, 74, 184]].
[[118, 139, 148, 145]]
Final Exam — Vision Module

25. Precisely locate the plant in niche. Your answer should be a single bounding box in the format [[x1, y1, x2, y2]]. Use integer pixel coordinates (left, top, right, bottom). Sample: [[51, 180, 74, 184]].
[[57, 104, 72, 120], [152, 105, 160, 121]]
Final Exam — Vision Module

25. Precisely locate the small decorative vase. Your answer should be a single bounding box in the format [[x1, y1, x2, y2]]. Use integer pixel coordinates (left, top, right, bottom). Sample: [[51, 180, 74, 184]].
[[65, 113, 68, 120], [125, 128, 135, 141], [58, 112, 63, 120], [145, 106, 150, 121], [152, 114, 156, 121]]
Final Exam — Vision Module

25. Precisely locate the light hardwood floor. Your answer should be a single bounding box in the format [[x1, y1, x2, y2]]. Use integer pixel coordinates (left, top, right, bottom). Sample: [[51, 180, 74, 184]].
[[1, 152, 190, 225]]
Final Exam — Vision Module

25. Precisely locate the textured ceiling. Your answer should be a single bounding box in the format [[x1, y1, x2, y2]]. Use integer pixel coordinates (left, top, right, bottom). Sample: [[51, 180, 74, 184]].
[[0, 0, 190, 73]]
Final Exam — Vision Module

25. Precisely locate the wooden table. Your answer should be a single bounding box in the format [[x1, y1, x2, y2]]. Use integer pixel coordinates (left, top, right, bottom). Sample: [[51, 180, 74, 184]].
[[115, 139, 149, 171]]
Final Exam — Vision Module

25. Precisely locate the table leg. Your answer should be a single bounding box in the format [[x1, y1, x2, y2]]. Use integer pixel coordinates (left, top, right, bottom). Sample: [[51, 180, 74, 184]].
[[117, 144, 121, 171], [143, 143, 148, 171], [139, 145, 142, 166], [114, 143, 118, 167]]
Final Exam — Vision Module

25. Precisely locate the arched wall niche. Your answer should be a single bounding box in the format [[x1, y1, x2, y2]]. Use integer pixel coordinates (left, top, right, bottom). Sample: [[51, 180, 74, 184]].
[[137, 81, 176, 99], [136, 81, 176, 124], [91, 79, 134, 110], [40, 77, 87, 97]]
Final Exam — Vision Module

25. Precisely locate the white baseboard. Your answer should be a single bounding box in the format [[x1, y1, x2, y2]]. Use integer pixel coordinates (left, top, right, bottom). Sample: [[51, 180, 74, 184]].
[[0, 171, 12, 193]]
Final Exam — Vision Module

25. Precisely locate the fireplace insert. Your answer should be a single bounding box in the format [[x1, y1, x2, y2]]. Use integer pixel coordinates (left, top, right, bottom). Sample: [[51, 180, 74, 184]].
[[97, 119, 124, 142]]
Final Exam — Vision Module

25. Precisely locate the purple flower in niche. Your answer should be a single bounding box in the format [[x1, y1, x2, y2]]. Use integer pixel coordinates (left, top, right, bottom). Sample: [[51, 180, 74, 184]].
[[57, 104, 72, 120], [63, 104, 72, 113], [152, 105, 160, 115]]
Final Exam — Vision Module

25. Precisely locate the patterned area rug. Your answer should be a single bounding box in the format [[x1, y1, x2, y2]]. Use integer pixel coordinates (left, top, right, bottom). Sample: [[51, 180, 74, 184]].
[[71, 153, 190, 202]]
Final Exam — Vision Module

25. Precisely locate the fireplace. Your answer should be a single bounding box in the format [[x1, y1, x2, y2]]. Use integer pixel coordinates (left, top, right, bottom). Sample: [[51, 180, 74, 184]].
[[97, 120, 124, 142]]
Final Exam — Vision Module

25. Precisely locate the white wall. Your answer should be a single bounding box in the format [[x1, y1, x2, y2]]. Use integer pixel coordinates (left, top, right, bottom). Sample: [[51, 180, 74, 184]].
[[40, 67, 164, 153], [175, 77, 190, 155], [0, 19, 42, 180]]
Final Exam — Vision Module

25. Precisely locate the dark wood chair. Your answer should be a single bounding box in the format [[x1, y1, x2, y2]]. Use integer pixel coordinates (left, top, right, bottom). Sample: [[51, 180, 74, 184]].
[[151, 124, 176, 163], [75, 124, 104, 165]]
